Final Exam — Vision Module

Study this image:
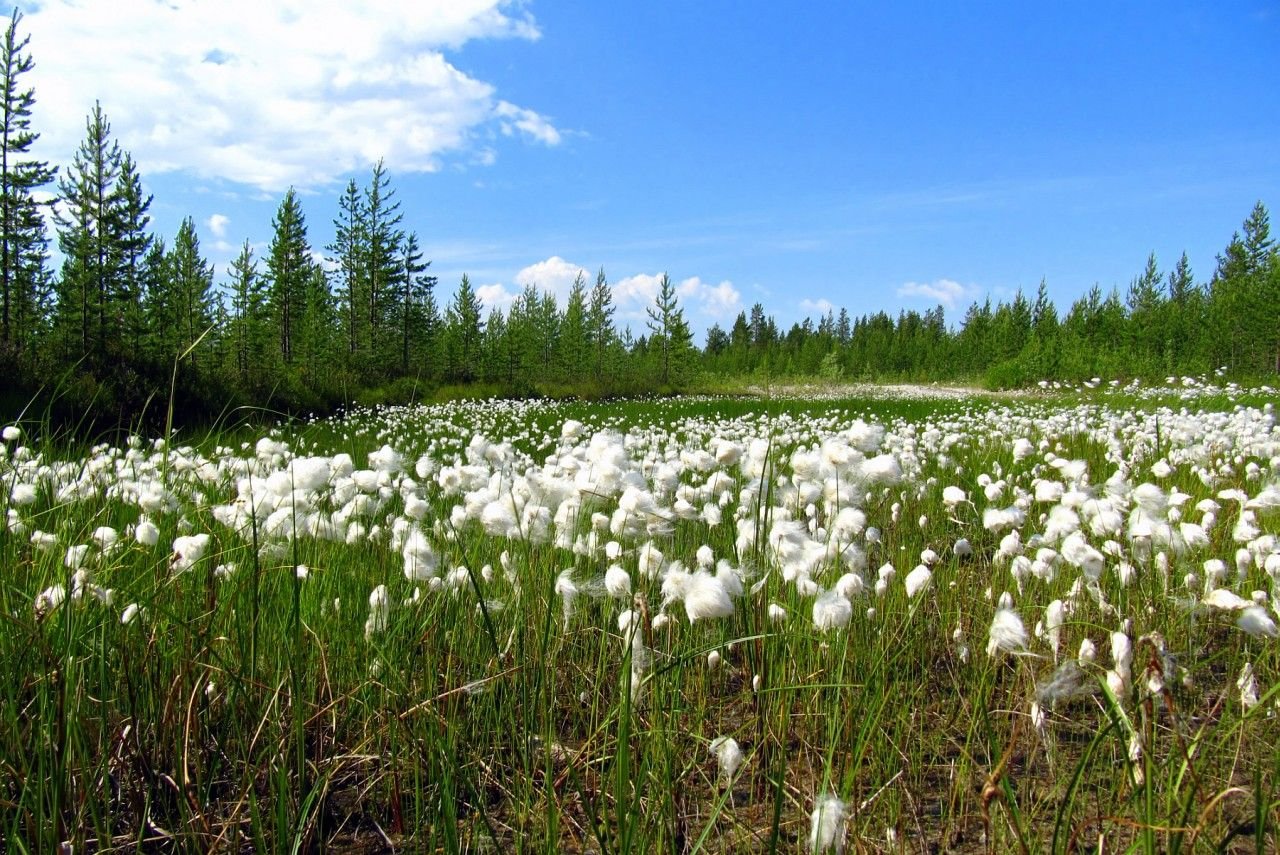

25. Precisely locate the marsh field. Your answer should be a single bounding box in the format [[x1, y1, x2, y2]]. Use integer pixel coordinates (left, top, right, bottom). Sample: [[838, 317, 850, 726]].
[[2, 379, 1279, 853]]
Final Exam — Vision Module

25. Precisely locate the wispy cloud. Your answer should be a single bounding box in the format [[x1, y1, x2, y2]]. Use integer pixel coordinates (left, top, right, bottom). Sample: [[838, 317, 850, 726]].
[[799, 297, 835, 315], [895, 278, 975, 309], [24, 0, 557, 192]]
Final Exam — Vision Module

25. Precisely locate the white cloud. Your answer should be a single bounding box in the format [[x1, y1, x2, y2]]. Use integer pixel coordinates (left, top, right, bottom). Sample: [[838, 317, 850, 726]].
[[676, 276, 741, 321], [895, 279, 974, 309], [23, 1, 557, 192], [494, 101, 561, 146], [514, 256, 590, 303], [472, 263, 741, 333], [475, 282, 517, 313], [207, 213, 230, 238], [606, 272, 741, 328], [611, 273, 665, 323], [799, 297, 835, 315]]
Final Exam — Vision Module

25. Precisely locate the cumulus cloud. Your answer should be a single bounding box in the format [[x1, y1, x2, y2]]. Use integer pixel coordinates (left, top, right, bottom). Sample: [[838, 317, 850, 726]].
[[612, 273, 664, 319], [475, 282, 518, 313], [24, 1, 557, 192], [676, 276, 741, 321], [514, 256, 590, 303], [800, 297, 836, 315], [207, 214, 230, 238], [896, 279, 973, 309], [609, 273, 741, 326]]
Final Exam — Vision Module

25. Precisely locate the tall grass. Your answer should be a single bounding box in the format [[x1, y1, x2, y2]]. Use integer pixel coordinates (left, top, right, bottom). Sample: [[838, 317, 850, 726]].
[[1, 390, 1277, 851]]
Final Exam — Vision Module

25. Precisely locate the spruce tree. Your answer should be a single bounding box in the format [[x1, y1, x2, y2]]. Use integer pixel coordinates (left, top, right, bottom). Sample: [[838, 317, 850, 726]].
[[226, 239, 267, 384], [396, 231, 435, 375], [482, 306, 508, 384], [266, 188, 312, 366], [328, 178, 366, 361], [116, 153, 152, 357], [164, 217, 215, 370], [559, 270, 588, 381], [645, 272, 694, 387], [586, 266, 616, 383], [54, 102, 125, 362], [1126, 253, 1164, 368], [298, 264, 336, 384], [364, 159, 403, 368], [444, 274, 483, 381], [1164, 252, 1200, 370], [0, 8, 54, 355]]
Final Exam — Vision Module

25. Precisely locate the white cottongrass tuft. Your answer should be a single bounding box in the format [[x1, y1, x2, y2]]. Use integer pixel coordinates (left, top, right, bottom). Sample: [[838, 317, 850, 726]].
[[708, 736, 744, 784], [135, 519, 160, 547], [171, 533, 211, 574], [604, 564, 632, 599], [986, 606, 1029, 657], [1043, 599, 1066, 659], [555, 570, 578, 627], [904, 564, 932, 598], [684, 572, 735, 622], [809, 792, 847, 853], [1236, 605, 1279, 638], [364, 585, 390, 639], [813, 589, 852, 631]]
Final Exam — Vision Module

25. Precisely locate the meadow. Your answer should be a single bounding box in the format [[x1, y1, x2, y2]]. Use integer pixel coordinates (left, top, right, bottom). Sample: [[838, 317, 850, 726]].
[[2, 378, 1279, 853]]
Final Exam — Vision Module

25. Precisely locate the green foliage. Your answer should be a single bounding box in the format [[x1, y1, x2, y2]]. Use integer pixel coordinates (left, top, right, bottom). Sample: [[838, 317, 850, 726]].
[[1, 18, 1278, 429], [0, 8, 54, 360]]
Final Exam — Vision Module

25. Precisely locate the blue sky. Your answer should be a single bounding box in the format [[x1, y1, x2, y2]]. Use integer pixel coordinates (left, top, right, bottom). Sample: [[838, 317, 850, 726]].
[[20, 1, 1280, 338]]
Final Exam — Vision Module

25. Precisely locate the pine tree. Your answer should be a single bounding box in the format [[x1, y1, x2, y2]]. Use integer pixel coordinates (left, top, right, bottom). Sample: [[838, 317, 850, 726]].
[[559, 270, 588, 381], [116, 153, 152, 357], [1238, 203, 1279, 373], [226, 239, 268, 384], [748, 302, 768, 352], [396, 231, 435, 375], [0, 8, 54, 355], [586, 266, 616, 383], [364, 159, 403, 369], [1126, 253, 1163, 369], [444, 274, 483, 382], [328, 178, 366, 361], [645, 272, 694, 387], [1209, 204, 1277, 373], [266, 188, 312, 366], [508, 283, 540, 383], [704, 323, 729, 356], [140, 236, 168, 360], [1241, 202, 1274, 271], [481, 306, 508, 384], [160, 217, 215, 370], [835, 308, 851, 345], [54, 102, 125, 362], [298, 264, 336, 384], [536, 289, 559, 376], [1164, 251, 1200, 370]]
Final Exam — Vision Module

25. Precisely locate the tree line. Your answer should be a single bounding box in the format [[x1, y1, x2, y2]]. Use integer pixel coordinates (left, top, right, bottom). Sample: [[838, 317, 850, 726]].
[[0, 10, 1276, 430], [701, 203, 1277, 388], [0, 10, 702, 426]]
